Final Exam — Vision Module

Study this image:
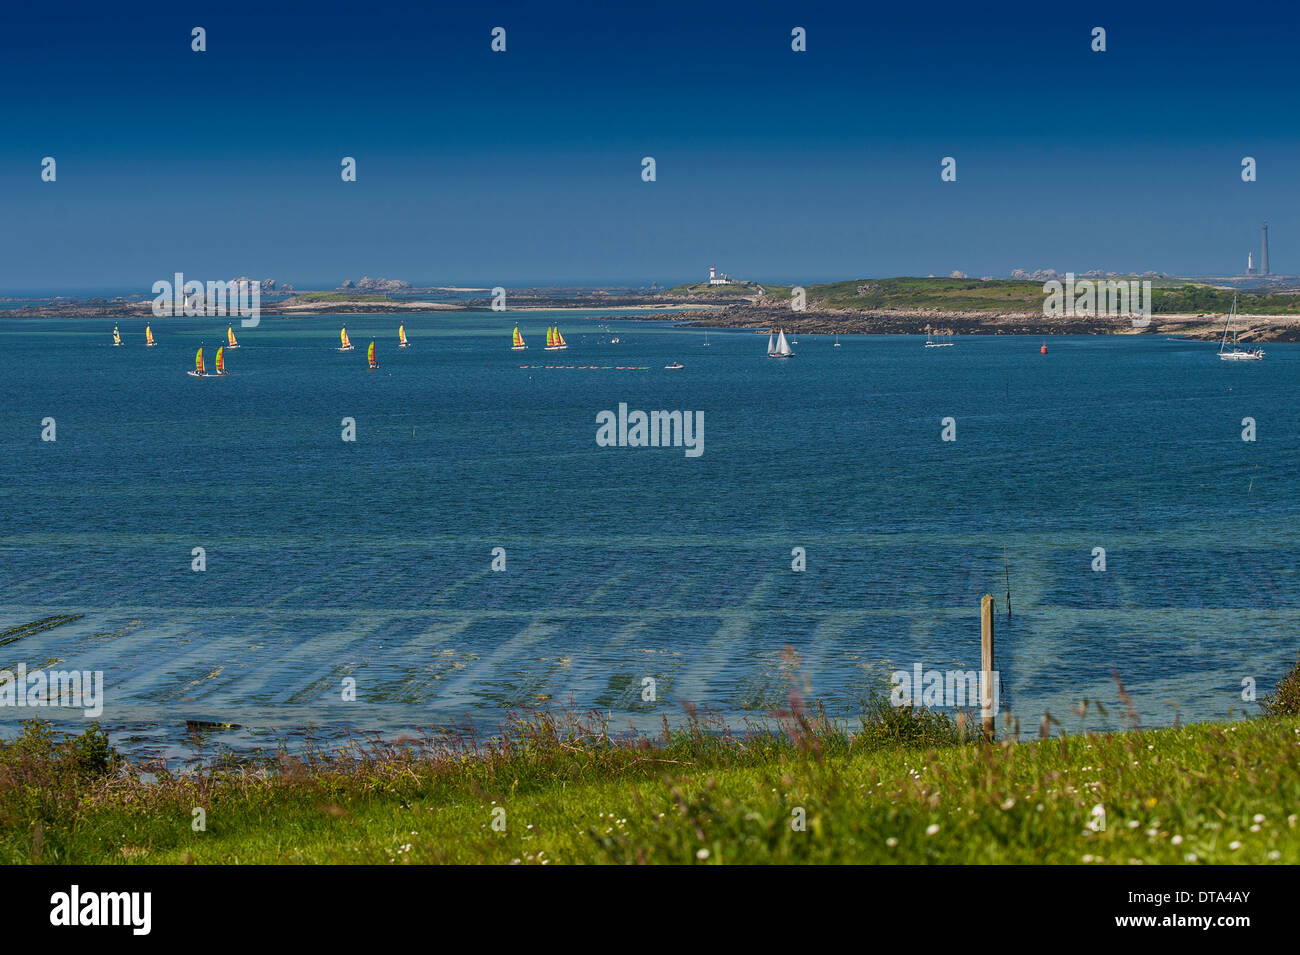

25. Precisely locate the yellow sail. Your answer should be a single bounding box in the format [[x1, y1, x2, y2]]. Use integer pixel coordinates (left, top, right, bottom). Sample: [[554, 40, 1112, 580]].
[[340, 327, 352, 348], [227, 326, 238, 347], [368, 341, 377, 368], [194, 347, 205, 375], [112, 325, 121, 345], [512, 326, 525, 348], [398, 324, 408, 345], [145, 325, 155, 345], [557, 328, 566, 347], [215, 345, 225, 375]]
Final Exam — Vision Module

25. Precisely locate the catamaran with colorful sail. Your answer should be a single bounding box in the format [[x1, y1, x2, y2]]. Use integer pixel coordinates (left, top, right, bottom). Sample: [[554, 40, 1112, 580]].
[[339, 327, 355, 352], [511, 326, 527, 351], [368, 341, 378, 369], [554, 327, 567, 350], [215, 345, 226, 376], [398, 324, 410, 348], [145, 326, 156, 347], [227, 326, 240, 349], [545, 326, 563, 351], [112, 325, 123, 347], [188, 347, 206, 377]]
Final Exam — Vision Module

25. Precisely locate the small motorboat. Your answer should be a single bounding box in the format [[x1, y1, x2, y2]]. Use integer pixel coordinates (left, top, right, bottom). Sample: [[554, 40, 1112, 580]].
[[665, 361, 684, 370]]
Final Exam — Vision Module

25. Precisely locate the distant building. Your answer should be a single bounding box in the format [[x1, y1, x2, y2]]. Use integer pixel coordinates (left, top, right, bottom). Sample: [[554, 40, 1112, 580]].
[[708, 265, 732, 286], [1247, 252, 1255, 275]]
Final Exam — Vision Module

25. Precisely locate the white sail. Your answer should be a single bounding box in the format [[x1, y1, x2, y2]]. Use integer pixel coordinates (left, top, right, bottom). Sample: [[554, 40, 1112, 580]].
[[776, 329, 792, 356], [1219, 294, 1264, 361], [767, 332, 776, 355]]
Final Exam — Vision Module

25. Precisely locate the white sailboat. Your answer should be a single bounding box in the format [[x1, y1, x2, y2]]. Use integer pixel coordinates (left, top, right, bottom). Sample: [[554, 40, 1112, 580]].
[[833, 333, 841, 348], [924, 326, 953, 348], [767, 329, 793, 358], [1218, 294, 1264, 361]]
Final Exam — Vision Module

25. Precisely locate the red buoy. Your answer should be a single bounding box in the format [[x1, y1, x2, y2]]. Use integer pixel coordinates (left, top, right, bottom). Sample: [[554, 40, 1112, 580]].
[[1040, 339, 1048, 355]]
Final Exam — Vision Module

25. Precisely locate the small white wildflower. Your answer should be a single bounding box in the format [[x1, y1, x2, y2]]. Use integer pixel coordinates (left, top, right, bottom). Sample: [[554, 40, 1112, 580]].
[[1001, 798, 1016, 810], [696, 848, 710, 860], [1171, 835, 1183, 845], [1253, 813, 1265, 823], [885, 837, 898, 847], [926, 824, 940, 836], [1229, 841, 1242, 850]]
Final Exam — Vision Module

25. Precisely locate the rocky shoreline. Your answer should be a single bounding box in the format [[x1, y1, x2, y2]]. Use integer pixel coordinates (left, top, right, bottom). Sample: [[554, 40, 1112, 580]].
[[6, 296, 1298, 343], [624, 304, 1300, 343]]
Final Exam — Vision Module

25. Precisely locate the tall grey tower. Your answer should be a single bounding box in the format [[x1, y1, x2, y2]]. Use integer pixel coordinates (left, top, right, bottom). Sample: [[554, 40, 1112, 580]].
[[1261, 222, 1270, 276]]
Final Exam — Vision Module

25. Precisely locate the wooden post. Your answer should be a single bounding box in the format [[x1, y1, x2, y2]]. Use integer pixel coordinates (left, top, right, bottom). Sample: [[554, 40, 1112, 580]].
[[980, 594, 995, 742]]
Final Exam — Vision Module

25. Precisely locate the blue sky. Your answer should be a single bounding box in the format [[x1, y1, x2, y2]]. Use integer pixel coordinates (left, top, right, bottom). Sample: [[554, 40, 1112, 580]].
[[0, 0, 1295, 290]]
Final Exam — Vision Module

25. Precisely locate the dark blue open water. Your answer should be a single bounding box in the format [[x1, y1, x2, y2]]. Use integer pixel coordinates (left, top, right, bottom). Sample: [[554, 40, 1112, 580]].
[[1, 312, 1296, 759]]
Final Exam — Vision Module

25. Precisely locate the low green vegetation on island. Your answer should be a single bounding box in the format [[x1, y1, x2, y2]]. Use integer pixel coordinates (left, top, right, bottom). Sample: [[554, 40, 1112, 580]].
[[662, 276, 1300, 315], [3, 662, 1298, 865], [284, 292, 394, 304]]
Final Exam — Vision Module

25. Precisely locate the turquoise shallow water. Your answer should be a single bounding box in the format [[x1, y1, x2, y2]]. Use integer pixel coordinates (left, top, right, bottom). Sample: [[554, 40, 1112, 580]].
[[0, 311, 1297, 758]]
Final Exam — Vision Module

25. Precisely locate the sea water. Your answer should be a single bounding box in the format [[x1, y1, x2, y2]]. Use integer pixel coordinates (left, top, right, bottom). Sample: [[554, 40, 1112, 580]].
[[0, 312, 1296, 759]]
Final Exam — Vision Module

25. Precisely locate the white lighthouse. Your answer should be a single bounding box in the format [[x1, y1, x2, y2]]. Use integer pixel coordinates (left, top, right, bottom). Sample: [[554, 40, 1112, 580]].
[[708, 265, 732, 286]]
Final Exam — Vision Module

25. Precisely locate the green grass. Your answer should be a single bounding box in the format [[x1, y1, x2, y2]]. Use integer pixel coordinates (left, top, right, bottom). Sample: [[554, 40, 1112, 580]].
[[285, 292, 394, 303], [662, 276, 1300, 315], [3, 691, 1298, 864]]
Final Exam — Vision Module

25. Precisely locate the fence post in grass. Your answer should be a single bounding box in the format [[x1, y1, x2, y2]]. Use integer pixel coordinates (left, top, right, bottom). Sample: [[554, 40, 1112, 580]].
[[980, 594, 995, 743]]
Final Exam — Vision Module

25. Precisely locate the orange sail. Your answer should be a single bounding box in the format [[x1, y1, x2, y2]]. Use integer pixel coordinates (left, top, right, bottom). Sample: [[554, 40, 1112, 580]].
[[556, 327, 567, 348], [367, 341, 377, 368], [511, 326, 526, 350], [227, 326, 239, 347], [215, 345, 226, 375], [340, 327, 353, 350], [145, 326, 155, 346], [398, 324, 408, 346]]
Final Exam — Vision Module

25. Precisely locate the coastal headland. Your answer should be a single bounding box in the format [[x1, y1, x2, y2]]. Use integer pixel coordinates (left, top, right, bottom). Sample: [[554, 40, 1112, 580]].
[[7, 276, 1300, 341]]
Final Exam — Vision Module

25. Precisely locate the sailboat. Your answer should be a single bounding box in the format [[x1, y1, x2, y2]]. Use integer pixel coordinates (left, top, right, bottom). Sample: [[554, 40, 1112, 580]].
[[924, 327, 953, 348], [215, 345, 226, 376], [555, 327, 567, 350], [368, 341, 378, 369], [398, 324, 410, 348], [112, 325, 123, 347], [1219, 294, 1264, 361], [833, 333, 841, 348], [338, 327, 355, 352], [511, 325, 527, 351], [545, 326, 563, 351], [188, 347, 206, 377], [767, 329, 793, 358], [226, 326, 240, 349], [703, 331, 710, 346], [145, 326, 156, 347]]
